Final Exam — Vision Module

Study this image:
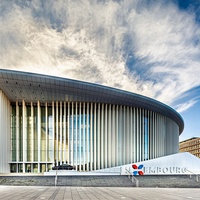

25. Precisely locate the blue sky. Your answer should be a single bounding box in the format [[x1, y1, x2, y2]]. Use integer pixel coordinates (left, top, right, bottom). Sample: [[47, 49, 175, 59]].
[[0, 0, 200, 141]]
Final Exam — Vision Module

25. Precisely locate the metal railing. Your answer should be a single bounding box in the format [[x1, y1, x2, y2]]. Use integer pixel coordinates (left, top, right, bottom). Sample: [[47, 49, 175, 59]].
[[186, 169, 200, 182], [125, 168, 139, 187]]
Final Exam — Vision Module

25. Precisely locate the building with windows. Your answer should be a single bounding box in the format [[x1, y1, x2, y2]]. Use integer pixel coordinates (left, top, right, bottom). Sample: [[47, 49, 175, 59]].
[[179, 137, 200, 159], [0, 69, 184, 173]]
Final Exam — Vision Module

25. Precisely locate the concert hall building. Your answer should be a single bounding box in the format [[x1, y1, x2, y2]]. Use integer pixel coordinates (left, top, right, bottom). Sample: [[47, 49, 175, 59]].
[[0, 69, 184, 173]]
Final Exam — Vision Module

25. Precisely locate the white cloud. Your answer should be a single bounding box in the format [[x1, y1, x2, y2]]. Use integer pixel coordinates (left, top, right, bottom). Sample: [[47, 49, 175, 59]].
[[1, 0, 200, 112], [175, 98, 198, 113]]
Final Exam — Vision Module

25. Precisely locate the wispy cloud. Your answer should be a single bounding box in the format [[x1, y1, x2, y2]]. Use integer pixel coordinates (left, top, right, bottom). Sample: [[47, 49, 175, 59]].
[[174, 98, 198, 113], [1, 0, 200, 112]]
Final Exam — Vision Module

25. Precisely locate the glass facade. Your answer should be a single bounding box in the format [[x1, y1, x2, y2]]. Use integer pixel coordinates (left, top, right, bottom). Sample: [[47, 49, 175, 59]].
[[10, 101, 179, 173]]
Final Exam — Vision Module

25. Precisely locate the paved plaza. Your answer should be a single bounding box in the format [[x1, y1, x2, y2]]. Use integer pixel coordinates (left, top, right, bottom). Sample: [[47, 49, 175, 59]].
[[0, 186, 200, 200]]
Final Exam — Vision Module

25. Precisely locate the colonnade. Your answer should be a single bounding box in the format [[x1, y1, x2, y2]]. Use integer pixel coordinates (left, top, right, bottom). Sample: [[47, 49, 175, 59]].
[[9, 100, 179, 173]]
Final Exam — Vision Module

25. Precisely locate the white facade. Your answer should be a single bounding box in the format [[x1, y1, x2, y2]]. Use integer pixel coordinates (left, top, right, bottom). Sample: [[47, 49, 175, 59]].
[[7, 99, 179, 173], [0, 70, 184, 174], [0, 90, 11, 173]]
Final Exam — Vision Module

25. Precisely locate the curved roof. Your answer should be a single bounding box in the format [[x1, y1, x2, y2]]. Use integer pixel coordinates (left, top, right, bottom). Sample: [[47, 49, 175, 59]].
[[0, 69, 184, 134]]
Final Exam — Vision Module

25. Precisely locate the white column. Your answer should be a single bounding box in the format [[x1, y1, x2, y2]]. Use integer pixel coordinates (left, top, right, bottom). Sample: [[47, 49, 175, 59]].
[[75, 102, 78, 171], [7, 96, 11, 172], [108, 104, 111, 167], [31, 102, 34, 163], [79, 102, 82, 171], [90, 103, 93, 170], [56, 101, 58, 166], [158, 115, 161, 157], [147, 110, 150, 160], [156, 114, 158, 157], [67, 102, 70, 164], [139, 108, 141, 161], [60, 101, 62, 165], [145, 109, 147, 160], [123, 106, 126, 164], [153, 112, 156, 158], [139, 108, 141, 162], [141, 108, 143, 161], [0, 92, 3, 172], [97, 103, 100, 170], [83, 102, 86, 171], [158, 114, 161, 157], [157, 114, 160, 157], [93, 103, 97, 170], [156, 114, 158, 158], [152, 112, 154, 158], [152, 112, 155, 159], [71, 102, 74, 167], [160, 115, 163, 156], [112, 105, 115, 167], [161, 115, 163, 156], [149, 110, 151, 159], [119, 105, 122, 165], [150, 111, 152, 159], [22, 100, 26, 172], [157, 114, 159, 157], [64, 102, 66, 164], [136, 108, 139, 162], [115, 105, 118, 166], [130, 107, 133, 163], [52, 101, 55, 166], [86, 102, 89, 171], [101, 103, 104, 169], [37, 100, 41, 172], [133, 107, 136, 163], [16, 101, 19, 165], [45, 103, 48, 168], [126, 106, 129, 164], [163, 116, 165, 156], [0, 91, 11, 173], [161, 115, 164, 156], [104, 104, 108, 168]]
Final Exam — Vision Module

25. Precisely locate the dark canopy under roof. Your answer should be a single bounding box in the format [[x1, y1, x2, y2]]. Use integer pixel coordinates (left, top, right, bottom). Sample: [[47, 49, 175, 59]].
[[0, 69, 184, 134]]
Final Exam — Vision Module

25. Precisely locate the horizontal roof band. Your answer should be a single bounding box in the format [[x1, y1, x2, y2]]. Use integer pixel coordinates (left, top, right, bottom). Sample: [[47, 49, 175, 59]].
[[0, 69, 184, 134]]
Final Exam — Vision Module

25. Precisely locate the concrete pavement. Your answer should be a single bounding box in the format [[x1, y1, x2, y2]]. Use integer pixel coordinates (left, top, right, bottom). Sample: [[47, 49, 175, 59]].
[[0, 186, 200, 200]]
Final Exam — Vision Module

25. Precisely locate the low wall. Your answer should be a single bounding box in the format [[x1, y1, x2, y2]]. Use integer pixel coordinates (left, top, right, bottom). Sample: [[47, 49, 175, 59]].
[[0, 175, 200, 187]]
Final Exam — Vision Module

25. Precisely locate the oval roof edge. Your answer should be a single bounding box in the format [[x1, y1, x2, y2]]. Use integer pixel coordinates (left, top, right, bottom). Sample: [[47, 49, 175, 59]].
[[0, 69, 184, 134]]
